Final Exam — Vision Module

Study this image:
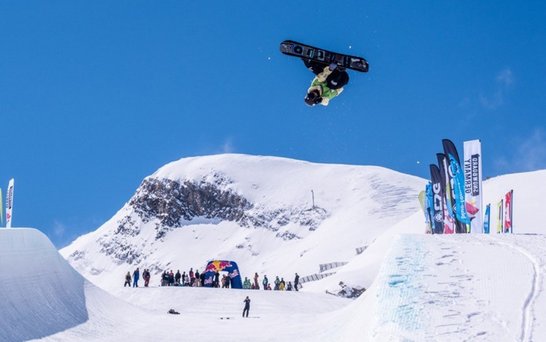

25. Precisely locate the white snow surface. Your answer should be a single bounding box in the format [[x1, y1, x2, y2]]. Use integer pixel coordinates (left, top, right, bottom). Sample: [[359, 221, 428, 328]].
[[1, 155, 546, 341]]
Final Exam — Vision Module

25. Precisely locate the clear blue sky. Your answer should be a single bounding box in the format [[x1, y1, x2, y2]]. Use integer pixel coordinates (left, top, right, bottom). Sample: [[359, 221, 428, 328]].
[[1, 1, 545, 247]]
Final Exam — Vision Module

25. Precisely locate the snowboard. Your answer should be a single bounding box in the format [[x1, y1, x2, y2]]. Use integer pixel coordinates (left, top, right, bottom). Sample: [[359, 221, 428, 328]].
[[280, 40, 369, 73]]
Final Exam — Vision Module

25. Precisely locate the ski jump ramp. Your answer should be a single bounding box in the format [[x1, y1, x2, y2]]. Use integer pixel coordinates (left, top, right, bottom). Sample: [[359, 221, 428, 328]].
[[0, 228, 88, 342]]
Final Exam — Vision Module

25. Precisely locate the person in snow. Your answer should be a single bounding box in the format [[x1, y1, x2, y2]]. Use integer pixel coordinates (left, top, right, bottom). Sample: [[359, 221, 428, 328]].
[[303, 59, 349, 107], [243, 277, 251, 289], [132, 267, 140, 288], [262, 275, 269, 290], [143, 269, 151, 287], [124, 271, 131, 287], [214, 271, 220, 288], [189, 268, 195, 286], [254, 272, 260, 290], [242, 296, 251, 318], [294, 273, 300, 291], [175, 270, 181, 285]]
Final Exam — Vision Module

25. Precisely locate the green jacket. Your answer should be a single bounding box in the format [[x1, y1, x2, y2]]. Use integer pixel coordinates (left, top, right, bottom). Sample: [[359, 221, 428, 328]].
[[307, 66, 344, 106]]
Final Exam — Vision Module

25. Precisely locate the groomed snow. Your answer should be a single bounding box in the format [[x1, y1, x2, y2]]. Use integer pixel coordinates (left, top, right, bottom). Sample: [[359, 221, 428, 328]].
[[2, 157, 546, 341]]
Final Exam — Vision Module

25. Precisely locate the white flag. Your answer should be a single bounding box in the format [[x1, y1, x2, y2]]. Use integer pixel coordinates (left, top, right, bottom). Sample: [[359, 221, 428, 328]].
[[6, 179, 14, 228], [463, 140, 483, 233]]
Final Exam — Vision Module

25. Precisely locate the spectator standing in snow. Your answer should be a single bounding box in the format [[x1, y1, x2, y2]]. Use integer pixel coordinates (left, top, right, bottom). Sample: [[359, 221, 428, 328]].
[[124, 271, 131, 287], [214, 271, 220, 288], [262, 275, 269, 290], [279, 278, 286, 291], [143, 269, 151, 287], [189, 268, 195, 286], [195, 270, 200, 287], [200, 272, 205, 287], [287, 281, 293, 291], [175, 270, 181, 285], [182, 271, 187, 286], [254, 272, 260, 289], [242, 296, 251, 318], [294, 273, 300, 291], [132, 267, 140, 287], [243, 277, 251, 289], [168, 270, 174, 286]]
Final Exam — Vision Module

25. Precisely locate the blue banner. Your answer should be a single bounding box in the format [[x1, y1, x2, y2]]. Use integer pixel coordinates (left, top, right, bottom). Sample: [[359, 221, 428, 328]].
[[447, 153, 471, 225], [483, 204, 491, 234]]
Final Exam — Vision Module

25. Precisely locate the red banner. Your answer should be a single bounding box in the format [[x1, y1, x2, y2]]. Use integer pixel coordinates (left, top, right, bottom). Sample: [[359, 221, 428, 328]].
[[504, 190, 513, 233]]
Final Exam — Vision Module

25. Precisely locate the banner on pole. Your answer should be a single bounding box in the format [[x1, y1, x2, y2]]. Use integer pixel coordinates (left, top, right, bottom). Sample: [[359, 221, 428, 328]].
[[436, 154, 455, 234], [442, 140, 471, 232], [463, 140, 483, 233], [419, 186, 433, 234], [430, 164, 446, 234], [483, 204, 491, 234], [504, 190, 513, 233], [497, 199, 503, 234], [6, 179, 14, 228]]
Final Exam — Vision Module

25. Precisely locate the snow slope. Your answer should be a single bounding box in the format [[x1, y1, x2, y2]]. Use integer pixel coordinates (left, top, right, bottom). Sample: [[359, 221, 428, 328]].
[[0, 228, 88, 342], [365, 233, 546, 341], [3, 157, 546, 341]]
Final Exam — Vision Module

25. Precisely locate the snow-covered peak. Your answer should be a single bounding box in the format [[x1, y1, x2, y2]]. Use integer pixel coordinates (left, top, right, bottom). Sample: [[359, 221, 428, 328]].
[[61, 154, 425, 292]]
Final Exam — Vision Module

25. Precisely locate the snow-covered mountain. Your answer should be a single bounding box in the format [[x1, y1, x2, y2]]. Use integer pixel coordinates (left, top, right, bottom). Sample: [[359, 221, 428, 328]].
[[61, 154, 425, 292], [5, 155, 546, 341]]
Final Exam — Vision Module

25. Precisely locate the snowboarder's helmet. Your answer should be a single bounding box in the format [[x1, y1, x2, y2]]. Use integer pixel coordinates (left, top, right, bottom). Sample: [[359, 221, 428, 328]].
[[305, 89, 321, 106]]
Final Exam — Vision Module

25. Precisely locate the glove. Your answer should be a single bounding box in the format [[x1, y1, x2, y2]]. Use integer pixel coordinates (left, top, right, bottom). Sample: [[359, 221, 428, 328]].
[[314, 96, 323, 105], [329, 63, 338, 71]]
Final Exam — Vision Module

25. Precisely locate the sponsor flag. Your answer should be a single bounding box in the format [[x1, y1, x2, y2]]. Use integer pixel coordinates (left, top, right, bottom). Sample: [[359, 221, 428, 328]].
[[419, 183, 434, 234], [497, 200, 503, 234], [6, 179, 14, 228], [442, 139, 471, 232], [418, 189, 432, 233], [436, 153, 455, 234], [429, 164, 445, 234], [504, 190, 513, 233], [463, 140, 483, 233], [483, 204, 491, 234]]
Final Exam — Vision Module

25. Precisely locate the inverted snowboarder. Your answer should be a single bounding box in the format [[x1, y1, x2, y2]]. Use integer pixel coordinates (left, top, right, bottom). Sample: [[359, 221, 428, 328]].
[[303, 60, 348, 106], [280, 40, 369, 107]]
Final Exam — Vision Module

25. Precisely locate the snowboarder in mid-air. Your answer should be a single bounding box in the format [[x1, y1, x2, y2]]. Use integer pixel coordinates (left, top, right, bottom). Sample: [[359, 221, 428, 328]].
[[280, 40, 368, 107], [303, 60, 349, 106]]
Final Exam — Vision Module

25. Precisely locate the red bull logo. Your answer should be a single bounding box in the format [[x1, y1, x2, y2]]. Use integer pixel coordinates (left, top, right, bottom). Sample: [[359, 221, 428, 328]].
[[205, 260, 233, 272]]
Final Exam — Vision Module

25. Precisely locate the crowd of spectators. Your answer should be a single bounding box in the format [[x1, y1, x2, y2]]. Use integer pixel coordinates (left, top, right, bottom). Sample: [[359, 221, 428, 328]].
[[125, 267, 300, 291]]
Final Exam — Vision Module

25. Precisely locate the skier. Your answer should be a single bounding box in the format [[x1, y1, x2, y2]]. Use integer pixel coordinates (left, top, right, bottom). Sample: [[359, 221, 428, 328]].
[[294, 273, 300, 291], [303, 59, 349, 107], [124, 271, 131, 287], [242, 296, 251, 318]]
